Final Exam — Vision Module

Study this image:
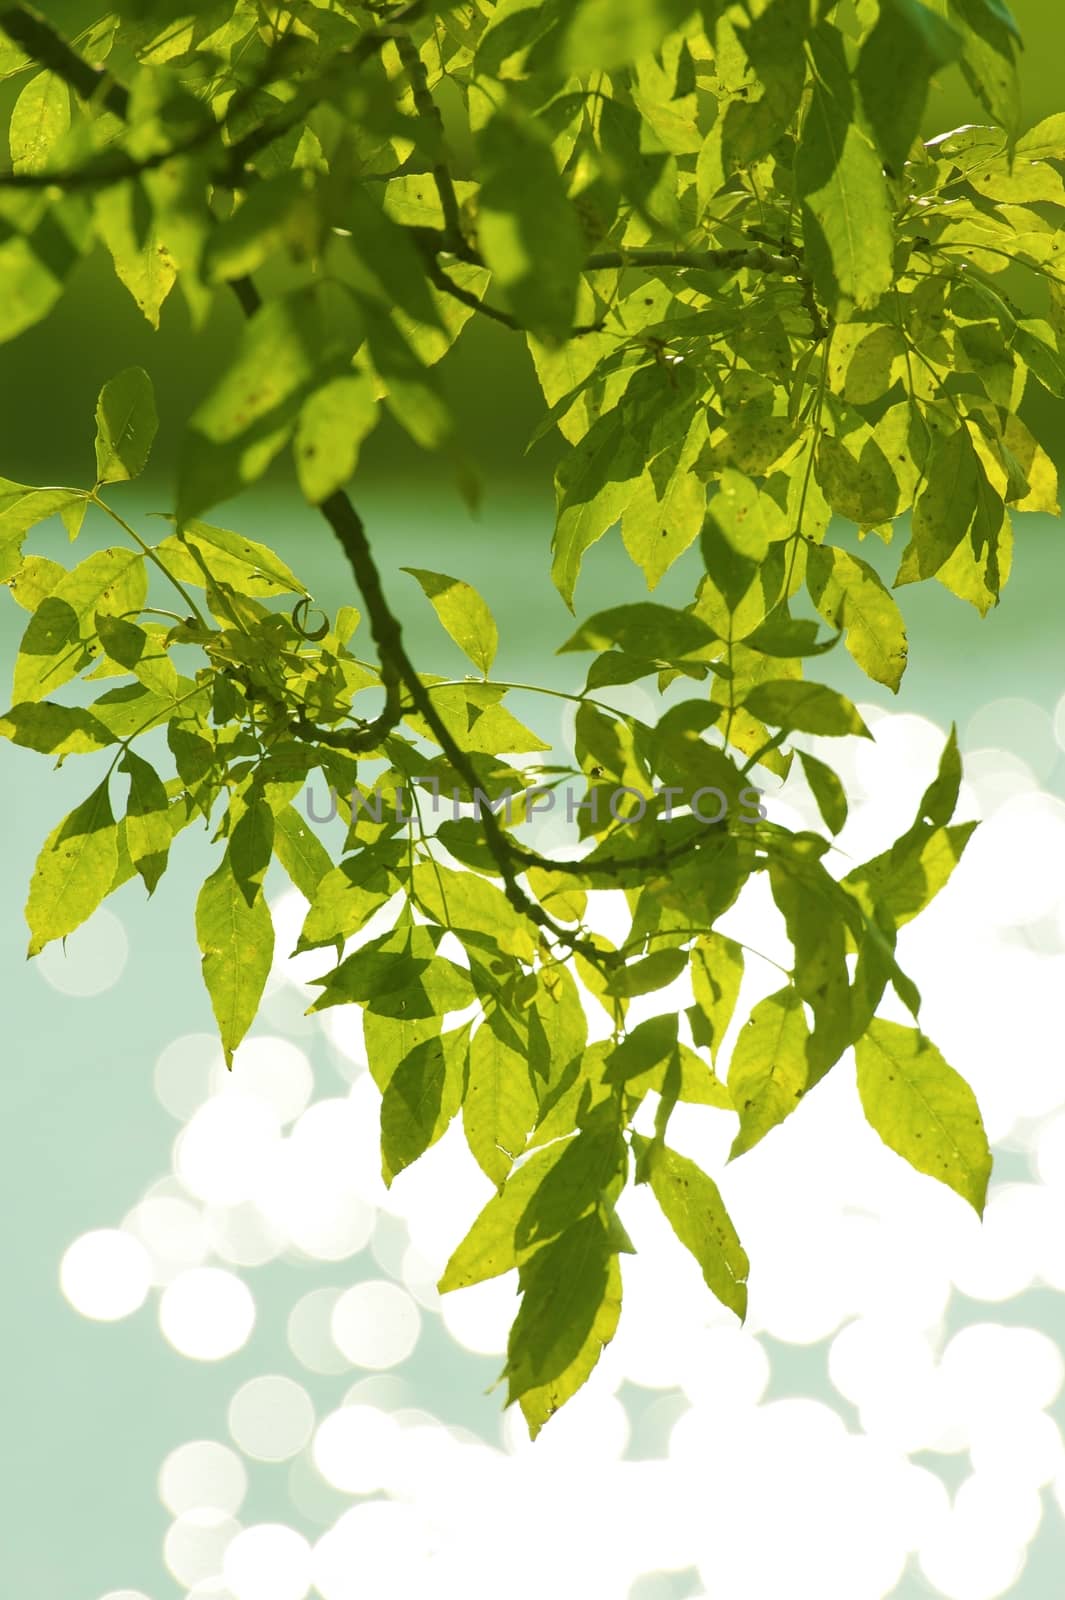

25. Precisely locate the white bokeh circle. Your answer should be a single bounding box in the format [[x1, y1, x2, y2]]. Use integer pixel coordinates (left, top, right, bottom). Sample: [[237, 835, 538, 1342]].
[[60, 1229, 151, 1322], [159, 1268, 255, 1361]]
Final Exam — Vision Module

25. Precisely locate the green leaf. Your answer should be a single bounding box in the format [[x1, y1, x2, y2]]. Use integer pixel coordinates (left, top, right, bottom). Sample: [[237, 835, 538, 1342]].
[[697, 519, 784, 641], [799, 750, 848, 834], [559, 0, 695, 72], [795, 24, 894, 313], [857, 0, 962, 173], [94, 613, 180, 699], [0, 481, 87, 583], [528, 965, 588, 1093], [154, 519, 309, 599], [9, 72, 69, 174], [405, 681, 551, 755], [25, 779, 120, 955], [195, 852, 275, 1067], [94, 367, 159, 485], [743, 679, 872, 738], [504, 1212, 622, 1431], [5, 553, 65, 610], [13, 547, 147, 703], [690, 932, 744, 1063], [603, 947, 687, 998], [93, 179, 178, 329], [561, 602, 716, 659], [1016, 112, 1065, 159], [769, 855, 852, 1081], [914, 723, 963, 830], [855, 1019, 991, 1214], [463, 1009, 539, 1185], [949, 0, 1021, 143], [120, 750, 172, 894], [412, 862, 535, 960], [551, 408, 646, 609], [402, 567, 499, 676], [361, 303, 452, 451], [380, 1025, 471, 1184], [273, 805, 334, 899], [203, 170, 323, 283], [296, 845, 404, 953], [309, 925, 474, 1018], [843, 821, 976, 927], [635, 1135, 749, 1319], [815, 429, 901, 528], [603, 1013, 678, 1085], [727, 985, 810, 1158], [229, 796, 274, 906], [620, 422, 706, 590], [294, 373, 378, 504], [0, 700, 114, 758], [440, 1136, 582, 1292], [705, 469, 786, 561], [807, 544, 909, 692], [477, 110, 583, 342], [343, 183, 444, 331], [895, 425, 1009, 609], [177, 290, 324, 520]]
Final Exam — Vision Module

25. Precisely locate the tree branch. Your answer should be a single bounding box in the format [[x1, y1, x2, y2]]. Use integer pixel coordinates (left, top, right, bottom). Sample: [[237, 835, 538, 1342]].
[[393, 31, 463, 248], [314, 493, 618, 966], [583, 244, 800, 276]]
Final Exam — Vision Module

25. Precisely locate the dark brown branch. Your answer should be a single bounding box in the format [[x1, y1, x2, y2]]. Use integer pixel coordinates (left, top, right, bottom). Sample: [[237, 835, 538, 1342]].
[[393, 32, 463, 248], [422, 253, 521, 329], [315, 490, 617, 965]]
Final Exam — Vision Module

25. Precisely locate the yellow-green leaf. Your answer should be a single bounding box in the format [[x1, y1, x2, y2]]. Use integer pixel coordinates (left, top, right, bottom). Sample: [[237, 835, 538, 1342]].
[[13, 546, 147, 702], [295, 373, 378, 505], [9, 71, 69, 174], [463, 1010, 539, 1184], [636, 1135, 748, 1319], [25, 780, 119, 955], [195, 852, 275, 1066], [807, 543, 909, 692], [728, 986, 810, 1158], [855, 1018, 991, 1214], [795, 25, 894, 312], [402, 566, 499, 676], [94, 367, 158, 484]]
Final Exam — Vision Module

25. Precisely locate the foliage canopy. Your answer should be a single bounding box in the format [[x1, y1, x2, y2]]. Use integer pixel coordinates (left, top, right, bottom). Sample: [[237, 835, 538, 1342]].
[[0, 0, 1059, 1433]]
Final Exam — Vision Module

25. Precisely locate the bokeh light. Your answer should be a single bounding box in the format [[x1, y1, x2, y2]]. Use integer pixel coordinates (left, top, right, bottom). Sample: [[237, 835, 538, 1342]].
[[163, 1509, 240, 1588], [286, 1287, 350, 1376], [36, 906, 128, 996], [159, 1269, 256, 1361], [223, 1524, 312, 1600], [155, 1033, 227, 1122], [227, 1375, 315, 1463], [159, 1440, 248, 1518], [330, 1280, 420, 1369], [60, 1229, 151, 1321]]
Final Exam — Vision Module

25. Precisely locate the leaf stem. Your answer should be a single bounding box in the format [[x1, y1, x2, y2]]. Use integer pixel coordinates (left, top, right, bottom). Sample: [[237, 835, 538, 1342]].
[[91, 494, 210, 629]]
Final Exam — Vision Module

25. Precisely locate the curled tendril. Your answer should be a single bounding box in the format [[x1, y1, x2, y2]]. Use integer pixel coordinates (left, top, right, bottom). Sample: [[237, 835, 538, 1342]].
[[292, 598, 330, 641]]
